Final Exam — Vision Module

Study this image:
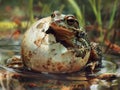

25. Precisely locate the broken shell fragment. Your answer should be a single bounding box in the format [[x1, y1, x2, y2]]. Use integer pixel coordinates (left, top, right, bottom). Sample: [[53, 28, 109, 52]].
[[21, 16, 91, 73]]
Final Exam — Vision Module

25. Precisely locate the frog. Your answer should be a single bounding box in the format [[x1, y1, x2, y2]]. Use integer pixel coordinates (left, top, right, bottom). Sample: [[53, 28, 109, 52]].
[[6, 11, 102, 74]]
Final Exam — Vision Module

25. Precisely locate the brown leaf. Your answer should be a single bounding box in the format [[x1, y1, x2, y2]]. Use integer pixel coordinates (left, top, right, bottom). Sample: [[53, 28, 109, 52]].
[[105, 40, 120, 53]]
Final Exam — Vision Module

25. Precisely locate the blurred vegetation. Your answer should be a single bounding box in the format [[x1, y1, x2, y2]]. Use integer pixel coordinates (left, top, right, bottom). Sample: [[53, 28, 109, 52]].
[[0, 0, 120, 54]]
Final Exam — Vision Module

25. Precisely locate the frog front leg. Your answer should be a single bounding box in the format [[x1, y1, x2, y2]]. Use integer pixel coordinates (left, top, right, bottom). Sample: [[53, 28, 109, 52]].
[[85, 42, 102, 73]]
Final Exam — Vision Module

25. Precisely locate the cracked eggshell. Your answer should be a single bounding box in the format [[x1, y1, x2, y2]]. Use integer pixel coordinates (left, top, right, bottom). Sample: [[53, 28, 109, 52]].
[[21, 17, 90, 73]]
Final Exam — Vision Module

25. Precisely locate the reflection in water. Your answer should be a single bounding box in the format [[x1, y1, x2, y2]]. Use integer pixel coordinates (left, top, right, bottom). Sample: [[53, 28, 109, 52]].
[[0, 61, 119, 90], [0, 69, 90, 90], [90, 79, 119, 90]]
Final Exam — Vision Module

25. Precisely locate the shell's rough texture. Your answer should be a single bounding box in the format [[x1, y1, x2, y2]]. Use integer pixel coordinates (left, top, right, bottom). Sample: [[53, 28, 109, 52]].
[[21, 16, 90, 73]]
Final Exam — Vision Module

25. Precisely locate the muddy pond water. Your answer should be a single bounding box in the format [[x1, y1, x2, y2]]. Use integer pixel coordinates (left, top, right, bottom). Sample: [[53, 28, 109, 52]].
[[0, 38, 120, 90]]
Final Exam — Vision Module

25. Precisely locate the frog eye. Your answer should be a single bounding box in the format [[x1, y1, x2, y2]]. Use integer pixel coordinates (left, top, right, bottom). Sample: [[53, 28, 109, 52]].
[[67, 19, 75, 25], [67, 19, 79, 28], [51, 11, 61, 18], [65, 16, 79, 28], [51, 13, 55, 18]]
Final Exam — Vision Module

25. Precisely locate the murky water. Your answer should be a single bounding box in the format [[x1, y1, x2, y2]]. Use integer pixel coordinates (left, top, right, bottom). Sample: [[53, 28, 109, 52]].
[[0, 38, 120, 90]]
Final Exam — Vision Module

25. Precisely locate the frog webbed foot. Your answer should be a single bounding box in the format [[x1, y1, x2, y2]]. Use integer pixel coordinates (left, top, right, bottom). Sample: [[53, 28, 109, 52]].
[[7, 55, 24, 69]]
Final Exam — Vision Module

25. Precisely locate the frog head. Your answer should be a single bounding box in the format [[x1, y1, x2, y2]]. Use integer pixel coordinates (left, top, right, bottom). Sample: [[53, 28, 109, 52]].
[[51, 11, 80, 30], [48, 11, 88, 48]]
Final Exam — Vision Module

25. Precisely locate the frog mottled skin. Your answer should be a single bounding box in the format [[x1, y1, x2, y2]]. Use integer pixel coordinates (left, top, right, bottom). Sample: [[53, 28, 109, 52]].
[[7, 11, 102, 73]]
